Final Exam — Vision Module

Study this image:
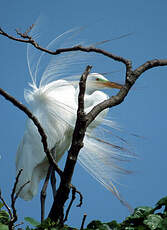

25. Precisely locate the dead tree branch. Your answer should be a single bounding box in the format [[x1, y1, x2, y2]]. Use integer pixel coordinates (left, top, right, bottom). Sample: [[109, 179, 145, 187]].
[[0, 27, 131, 68], [80, 213, 87, 230], [10, 169, 29, 228], [63, 185, 83, 223], [40, 165, 54, 222], [0, 88, 62, 177], [0, 190, 13, 219], [86, 58, 167, 127], [0, 169, 30, 230], [48, 65, 92, 223], [63, 187, 77, 223]]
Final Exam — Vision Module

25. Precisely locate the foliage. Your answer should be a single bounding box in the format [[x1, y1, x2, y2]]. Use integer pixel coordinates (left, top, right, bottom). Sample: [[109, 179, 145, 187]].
[[84, 196, 167, 230], [1, 196, 167, 229], [0, 202, 10, 230]]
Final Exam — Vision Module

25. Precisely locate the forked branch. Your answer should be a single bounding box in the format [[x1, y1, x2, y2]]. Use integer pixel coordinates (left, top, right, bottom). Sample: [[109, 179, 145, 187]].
[[48, 65, 92, 223], [0, 169, 30, 230]]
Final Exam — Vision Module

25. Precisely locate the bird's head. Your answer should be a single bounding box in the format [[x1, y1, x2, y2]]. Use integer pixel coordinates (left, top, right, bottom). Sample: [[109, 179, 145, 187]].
[[86, 73, 123, 93]]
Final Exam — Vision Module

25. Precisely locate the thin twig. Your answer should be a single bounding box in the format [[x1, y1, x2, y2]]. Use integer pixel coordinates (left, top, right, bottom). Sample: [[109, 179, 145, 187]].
[[71, 185, 83, 208], [0, 191, 13, 218], [63, 187, 76, 223], [0, 170, 31, 230], [14, 222, 24, 229], [14, 180, 30, 201], [3, 169, 30, 229], [40, 164, 53, 222], [10, 169, 30, 227], [16, 24, 34, 39], [80, 213, 87, 230], [11, 169, 23, 203], [0, 27, 131, 67], [63, 185, 83, 223]]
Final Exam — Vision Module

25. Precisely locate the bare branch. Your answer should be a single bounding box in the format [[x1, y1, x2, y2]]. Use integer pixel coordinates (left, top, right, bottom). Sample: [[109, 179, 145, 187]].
[[0, 190, 13, 219], [48, 65, 92, 222], [0, 27, 35, 43], [10, 169, 23, 225], [1, 27, 166, 81], [16, 24, 35, 39], [0, 27, 131, 68], [14, 181, 30, 201], [86, 58, 167, 127], [63, 187, 77, 223], [86, 84, 129, 127], [133, 59, 167, 79], [63, 185, 83, 223], [11, 169, 23, 202], [0, 87, 62, 177], [80, 213, 87, 230], [10, 169, 30, 229], [40, 165, 54, 222], [75, 188, 83, 208], [0, 170, 30, 229]]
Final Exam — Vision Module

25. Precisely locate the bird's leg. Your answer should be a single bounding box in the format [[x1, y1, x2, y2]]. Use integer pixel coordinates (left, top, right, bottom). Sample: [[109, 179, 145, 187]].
[[50, 168, 57, 198], [40, 164, 53, 222]]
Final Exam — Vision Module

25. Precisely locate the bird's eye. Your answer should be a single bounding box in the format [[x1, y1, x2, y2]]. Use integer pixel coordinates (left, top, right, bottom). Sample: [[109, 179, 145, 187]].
[[96, 78, 99, 81]]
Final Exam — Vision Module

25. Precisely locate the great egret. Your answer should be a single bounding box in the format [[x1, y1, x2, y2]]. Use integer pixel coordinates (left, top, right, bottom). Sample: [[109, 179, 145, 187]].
[[15, 27, 133, 208]]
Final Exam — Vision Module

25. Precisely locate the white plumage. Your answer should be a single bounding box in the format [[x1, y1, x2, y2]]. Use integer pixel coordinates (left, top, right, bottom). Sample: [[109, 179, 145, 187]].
[[16, 26, 133, 208]]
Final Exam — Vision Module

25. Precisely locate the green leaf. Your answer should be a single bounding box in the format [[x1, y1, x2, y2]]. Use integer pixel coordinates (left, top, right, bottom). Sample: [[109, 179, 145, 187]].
[[133, 207, 153, 218], [87, 220, 110, 230], [87, 220, 103, 229], [157, 217, 167, 230], [25, 226, 31, 230], [24, 217, 40, 227], [86, 220, 112, 230], [0, 224, 9, 230], [0, 210, 10, 224], [0, 202, 4, 209], [124, 227, 135, 230], [143, 214, 162, 230], [155, 196, 167, 210], [123, 206, 153, 226], [107, 220, 120, 228]]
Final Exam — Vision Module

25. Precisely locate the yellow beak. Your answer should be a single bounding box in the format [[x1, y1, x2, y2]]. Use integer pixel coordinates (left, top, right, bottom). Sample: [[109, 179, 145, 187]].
[[102, 81, 123, 89]]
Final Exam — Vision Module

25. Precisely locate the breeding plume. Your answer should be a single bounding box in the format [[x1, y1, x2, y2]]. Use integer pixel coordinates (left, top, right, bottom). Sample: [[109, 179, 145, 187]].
[[16, 27, 133, 208]]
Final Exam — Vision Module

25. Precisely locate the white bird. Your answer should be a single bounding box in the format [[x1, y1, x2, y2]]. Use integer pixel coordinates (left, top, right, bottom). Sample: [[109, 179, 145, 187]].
[[15, 26, 133, 209]]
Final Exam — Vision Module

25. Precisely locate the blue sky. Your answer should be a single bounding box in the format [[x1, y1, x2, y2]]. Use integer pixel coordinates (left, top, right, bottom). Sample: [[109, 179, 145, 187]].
[[0, 0, 167, 228]]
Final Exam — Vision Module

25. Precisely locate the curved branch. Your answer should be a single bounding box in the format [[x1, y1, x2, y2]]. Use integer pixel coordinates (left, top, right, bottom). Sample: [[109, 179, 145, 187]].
[[133, 59, 167, 79], [0, 88, 62, 177], [86, 83, 130, 127], [86, 58, 167, 126], [0, 27, 131, 68]]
